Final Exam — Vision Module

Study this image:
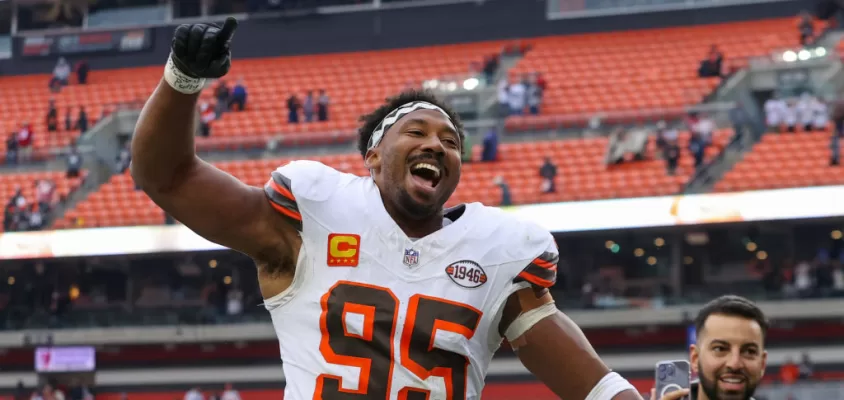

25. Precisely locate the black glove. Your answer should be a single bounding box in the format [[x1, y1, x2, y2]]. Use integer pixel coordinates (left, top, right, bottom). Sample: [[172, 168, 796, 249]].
[[170, 17, 238, 79]]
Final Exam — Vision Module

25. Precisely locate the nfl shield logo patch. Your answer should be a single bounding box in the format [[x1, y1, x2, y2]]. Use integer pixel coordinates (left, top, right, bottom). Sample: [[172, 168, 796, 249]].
[[403, 248, 420, 267]]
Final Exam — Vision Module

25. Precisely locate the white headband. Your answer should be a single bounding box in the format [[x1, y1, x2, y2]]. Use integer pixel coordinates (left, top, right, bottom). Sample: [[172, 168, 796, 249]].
[[366, 101, 453, 151]]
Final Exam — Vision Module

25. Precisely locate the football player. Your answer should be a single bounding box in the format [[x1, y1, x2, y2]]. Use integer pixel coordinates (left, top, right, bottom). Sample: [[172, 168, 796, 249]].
[[131, 17, 642, 400]]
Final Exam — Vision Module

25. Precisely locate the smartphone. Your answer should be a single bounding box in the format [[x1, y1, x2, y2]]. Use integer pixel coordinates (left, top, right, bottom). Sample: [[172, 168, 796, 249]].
[[654, 360, 691, 400]]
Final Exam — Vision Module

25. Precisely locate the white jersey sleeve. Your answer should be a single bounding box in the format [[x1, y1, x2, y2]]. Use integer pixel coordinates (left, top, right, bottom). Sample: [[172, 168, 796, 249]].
[[511, 229, 559, 291], [262, 160, 346, 232], [262, 160, 355, 311]]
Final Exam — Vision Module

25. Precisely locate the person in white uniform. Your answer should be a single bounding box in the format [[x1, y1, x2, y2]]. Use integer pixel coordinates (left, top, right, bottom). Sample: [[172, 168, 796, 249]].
[[130, 17, 641, 400]]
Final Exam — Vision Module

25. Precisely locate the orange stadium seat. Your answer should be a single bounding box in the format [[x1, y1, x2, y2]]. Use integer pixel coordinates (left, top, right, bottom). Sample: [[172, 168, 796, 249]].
[[61, 131, 728, 229], [715, 130, 844, 192], [0, 41, 505, 156], [506, 18, 808, 128]]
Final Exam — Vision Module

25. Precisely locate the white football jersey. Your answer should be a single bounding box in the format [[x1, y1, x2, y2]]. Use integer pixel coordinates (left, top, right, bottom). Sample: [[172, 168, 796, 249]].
[[262, 160, 559, 400]]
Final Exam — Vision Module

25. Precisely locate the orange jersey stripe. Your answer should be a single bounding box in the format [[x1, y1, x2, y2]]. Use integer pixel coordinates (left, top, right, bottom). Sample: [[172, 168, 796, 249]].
[[517, 271, 554, 288], [532, 258, 556, 270], [270, 180, 296, 202], [269, 201, 302, 221]]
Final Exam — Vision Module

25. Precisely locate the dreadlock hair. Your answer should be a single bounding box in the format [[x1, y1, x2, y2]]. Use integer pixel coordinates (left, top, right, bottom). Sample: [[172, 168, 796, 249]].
[[356, 89, 465, 158]]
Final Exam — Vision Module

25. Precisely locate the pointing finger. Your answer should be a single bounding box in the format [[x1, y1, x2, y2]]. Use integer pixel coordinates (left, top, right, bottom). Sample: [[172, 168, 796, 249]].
[[218, 17, 238, 44]]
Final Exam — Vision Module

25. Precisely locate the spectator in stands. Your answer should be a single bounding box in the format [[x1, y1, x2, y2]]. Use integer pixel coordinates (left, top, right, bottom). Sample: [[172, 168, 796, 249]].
[[46, 99, 58, 132], [199, 102, 215, 137], [221, 384, 241, 400], [539, 157, 557, 193], [76, 60, 89, 84], [798, 11, 816, 45], [226, 288, 243, 317], [493, 176, 512, 206], [797, 93, 817, 131], [75, 106, 89, 133], [688, 112, 714, 168], [116, 143, 131, 174], [317, 89, 330, 121], [527, 73, 543, 115], [784, 98, 799, 133], [50, 58, 71, 92], [497, 79, 509, 119], [28, 203, 45, 230], [508, 76, 527, 115], [287, 94, 301, 123], [481, 127, 498, 162], [482, 53, 499, 84], [230, 78, 247, 111], [36, 179, 56, 212], [664, 138, 681, 176], [655, 120, 678, 153], [64, 107, 73, 131], [214, 80, 230, 117], [812, 95, 829, 131], [798, 352, 814, 380], [16, 122, 34, 162], [5, 132, 18, 165], [698, 45, 723, 78], [303, 91, 315, 123], [67, 143, 82, 178], [13, 381, 26, 400], [794, 259, 814, 296], [764, 94, 786, 132], [184, 387, 203, 400]]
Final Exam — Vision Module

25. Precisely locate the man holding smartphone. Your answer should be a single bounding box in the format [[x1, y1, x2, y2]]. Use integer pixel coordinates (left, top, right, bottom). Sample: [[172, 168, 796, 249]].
[[652, 295, 768, 400]]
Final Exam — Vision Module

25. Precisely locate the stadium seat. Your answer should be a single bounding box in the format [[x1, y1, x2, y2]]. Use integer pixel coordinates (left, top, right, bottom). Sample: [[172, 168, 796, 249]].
[[715, 130, 844, 192], [61, 130, 728, 229], [0, 41, 505, 157], [506, 18, 809, 127]]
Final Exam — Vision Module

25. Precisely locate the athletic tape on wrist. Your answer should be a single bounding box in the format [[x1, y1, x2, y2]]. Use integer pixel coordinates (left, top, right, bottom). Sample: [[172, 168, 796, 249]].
[[584, 372, 636, 400], [164, 54, 206, 94]]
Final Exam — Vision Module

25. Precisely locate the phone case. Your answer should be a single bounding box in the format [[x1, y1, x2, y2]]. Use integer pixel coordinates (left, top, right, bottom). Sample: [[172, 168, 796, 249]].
[[655, 360, 691, 400]]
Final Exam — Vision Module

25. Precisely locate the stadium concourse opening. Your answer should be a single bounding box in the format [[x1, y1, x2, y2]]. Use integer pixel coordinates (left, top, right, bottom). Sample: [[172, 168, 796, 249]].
[[2, 0, 844, 399]]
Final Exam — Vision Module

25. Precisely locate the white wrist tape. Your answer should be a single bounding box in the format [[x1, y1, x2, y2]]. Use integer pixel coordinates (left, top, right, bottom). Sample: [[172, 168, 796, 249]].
[[504, 301, 557, 342], [585, 372, 637, 400], [164, 54, 206, 94]]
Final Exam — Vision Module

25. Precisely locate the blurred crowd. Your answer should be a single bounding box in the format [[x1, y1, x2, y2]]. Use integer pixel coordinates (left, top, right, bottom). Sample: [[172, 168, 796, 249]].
[[3, 180, 59, 232]]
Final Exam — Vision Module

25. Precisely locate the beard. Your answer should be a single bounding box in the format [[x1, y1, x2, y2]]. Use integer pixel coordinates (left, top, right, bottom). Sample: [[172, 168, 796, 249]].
[[698, 362, 758, 400], [396, 185, 441, 220]]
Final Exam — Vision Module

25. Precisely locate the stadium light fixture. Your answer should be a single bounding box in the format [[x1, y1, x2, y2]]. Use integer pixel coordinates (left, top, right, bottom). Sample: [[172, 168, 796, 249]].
[[798, 49, 811, 61], [782, 50, 797, 62], [815, 47, 827, 57], [462, 78, 480, 90]]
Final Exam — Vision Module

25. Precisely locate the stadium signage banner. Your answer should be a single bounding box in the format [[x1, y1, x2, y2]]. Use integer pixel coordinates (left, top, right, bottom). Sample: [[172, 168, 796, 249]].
[[19, 28, 153, 58], [1, 185, 843, 259], [34, 346, 96, 372]]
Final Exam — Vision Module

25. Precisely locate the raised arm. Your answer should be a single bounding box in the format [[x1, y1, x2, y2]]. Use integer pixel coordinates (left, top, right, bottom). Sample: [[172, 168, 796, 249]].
[[130, 18, 299, 296], [501, 289, 642, 400], [498, 243, 641, 400]]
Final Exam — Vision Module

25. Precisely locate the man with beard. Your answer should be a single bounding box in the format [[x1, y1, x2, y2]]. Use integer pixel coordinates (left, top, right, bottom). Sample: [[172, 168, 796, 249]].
[[652, 295, 767, 400]]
